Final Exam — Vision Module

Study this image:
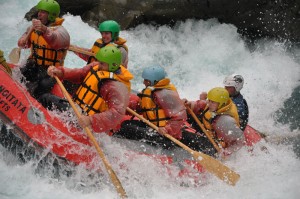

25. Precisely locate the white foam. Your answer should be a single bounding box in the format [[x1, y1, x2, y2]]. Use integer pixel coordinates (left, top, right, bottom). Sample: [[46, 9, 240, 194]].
[[0, 2, 300, 198]]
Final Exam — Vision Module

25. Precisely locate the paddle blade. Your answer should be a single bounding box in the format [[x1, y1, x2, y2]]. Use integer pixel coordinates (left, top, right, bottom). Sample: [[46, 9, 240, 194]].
[[192, 151, 240, 185], [9, 48, 21, 64]]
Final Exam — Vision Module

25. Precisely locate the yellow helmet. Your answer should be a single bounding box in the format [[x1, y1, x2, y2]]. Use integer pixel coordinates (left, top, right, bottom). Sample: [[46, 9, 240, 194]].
[[207, 87, 229, 109]]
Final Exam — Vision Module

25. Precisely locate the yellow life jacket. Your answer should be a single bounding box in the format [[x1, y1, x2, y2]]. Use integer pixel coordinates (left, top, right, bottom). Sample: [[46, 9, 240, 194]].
[[139, 78, 177, 127], [73, 65, 133, 115], [199, 99, 240, 147], [201, 99, 240, 130], [88, 37, 128, 64], [30, 18, 67, 67]]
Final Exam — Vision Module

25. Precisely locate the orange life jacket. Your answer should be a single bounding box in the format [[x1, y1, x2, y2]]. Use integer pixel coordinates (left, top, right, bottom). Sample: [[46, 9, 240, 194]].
[[30, 18, 67, 67], [87, 37, 128, 64], [139, 78, 177, 127], [73, 65, 133, 115]]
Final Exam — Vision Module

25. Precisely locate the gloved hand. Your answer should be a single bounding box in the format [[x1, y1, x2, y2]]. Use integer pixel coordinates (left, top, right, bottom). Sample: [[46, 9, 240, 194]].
[[157, 127, 168, 136], [182, 98, 192, 108], [219, 148, 232, 160], [199, 92, 207, 100], [32, 19, 47, 33], [47, 65, 63, 78], [78, 115, 92, 129]]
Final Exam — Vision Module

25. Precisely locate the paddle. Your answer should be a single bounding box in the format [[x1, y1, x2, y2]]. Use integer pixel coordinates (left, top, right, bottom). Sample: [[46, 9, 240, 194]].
[[9, 26, 34, 64], [0, 50, 12, 75], [9, 47, 21, 64], [264, 133, 300, 144], [54, 76, 127, 198], [231, 124, 296, 145], [68, 45, 95, 57], [185, 105, 222, 153], [126, 107, 240, 186]]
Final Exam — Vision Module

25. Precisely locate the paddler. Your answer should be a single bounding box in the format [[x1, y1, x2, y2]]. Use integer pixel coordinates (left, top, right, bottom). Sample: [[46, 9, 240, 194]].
[[17, 0, 70, 110], [185, 87, 245, 157], [70, 20, 129, 68], [47, 45, 134, 133], [115, 65, 217, 156]]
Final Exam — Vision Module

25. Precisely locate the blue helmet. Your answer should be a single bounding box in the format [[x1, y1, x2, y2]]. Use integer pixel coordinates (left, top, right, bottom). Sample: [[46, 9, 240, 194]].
[[142, 65, 166, 86]]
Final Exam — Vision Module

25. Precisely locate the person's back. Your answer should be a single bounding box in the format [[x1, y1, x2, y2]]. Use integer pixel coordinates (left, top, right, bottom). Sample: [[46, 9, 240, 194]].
[[223, 74, 249, 131], [231, 93, 248, 130], [138, 69, 186, 139]]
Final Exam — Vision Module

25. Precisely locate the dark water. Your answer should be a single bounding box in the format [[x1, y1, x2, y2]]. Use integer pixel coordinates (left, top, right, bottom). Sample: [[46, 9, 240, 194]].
[[276, 85, 300, 131], [275, 85, 300, 157]]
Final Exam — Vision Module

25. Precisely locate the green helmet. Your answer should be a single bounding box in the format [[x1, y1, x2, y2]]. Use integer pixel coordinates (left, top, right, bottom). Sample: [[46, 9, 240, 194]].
[[98, 20, 120, 41], [207, 87, 229, 109], [36, 0, 60, 22], [95, 45, 121, 72]]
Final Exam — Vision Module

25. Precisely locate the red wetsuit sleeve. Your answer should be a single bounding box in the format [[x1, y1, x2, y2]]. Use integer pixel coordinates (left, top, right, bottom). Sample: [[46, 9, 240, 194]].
[[154, 89, 187, 139], [90, 81, 130, 133]]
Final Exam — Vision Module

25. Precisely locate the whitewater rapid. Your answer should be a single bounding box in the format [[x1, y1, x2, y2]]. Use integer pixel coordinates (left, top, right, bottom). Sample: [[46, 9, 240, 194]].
[[0, 0, 300, 198]]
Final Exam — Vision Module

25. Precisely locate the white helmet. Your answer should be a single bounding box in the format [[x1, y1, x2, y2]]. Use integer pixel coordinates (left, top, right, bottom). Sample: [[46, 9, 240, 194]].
[[223, 74, 244, 92]]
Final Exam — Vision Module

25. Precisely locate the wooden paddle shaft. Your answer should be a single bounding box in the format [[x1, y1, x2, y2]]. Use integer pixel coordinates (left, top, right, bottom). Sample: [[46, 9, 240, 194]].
[[126, 107, 206, 154], [185, 106, 221, 152], [126, 107, 240, 185], [126, 107, 192, 151], [24, 26, 34, 44], [55, 76, 127, 198], [68, 45, 95, 57]]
